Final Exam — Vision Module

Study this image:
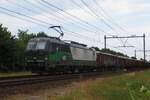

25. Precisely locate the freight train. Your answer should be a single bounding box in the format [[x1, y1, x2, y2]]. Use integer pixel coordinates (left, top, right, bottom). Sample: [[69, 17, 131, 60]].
[[25, 37, 149, 74]]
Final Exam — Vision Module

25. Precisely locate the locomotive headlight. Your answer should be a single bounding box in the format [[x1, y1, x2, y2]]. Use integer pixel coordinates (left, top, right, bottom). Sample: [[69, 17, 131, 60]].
[[45, 57, 48, 60], [25, 57, 27, 60], [33, 57, 37, 59]]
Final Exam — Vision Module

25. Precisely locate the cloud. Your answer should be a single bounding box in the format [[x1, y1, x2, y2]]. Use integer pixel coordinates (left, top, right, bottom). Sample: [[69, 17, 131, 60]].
[[99, 0, 150, 15], [0, 0, 150, 59], [0, 12, 39, 35], [65, 8, 97, 22], [0, 0, 9, 4]]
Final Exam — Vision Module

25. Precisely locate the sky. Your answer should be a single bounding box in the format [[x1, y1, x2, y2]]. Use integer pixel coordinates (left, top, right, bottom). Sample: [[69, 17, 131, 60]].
[[0, 0, 150, 60]]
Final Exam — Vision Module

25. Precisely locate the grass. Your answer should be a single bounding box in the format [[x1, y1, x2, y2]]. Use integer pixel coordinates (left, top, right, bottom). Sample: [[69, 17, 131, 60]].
[[50, 70, 150, 100], [0, 71, 33, 77]]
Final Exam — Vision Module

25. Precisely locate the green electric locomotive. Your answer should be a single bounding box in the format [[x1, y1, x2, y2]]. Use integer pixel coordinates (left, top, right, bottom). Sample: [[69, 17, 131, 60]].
[[25, 37, 97, 73]]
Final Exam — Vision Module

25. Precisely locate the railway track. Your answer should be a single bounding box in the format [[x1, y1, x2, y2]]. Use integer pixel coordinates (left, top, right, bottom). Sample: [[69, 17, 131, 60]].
[[0, 71, 115, 87], [0, 67, 149, 87], [0, 74, 80, 87]]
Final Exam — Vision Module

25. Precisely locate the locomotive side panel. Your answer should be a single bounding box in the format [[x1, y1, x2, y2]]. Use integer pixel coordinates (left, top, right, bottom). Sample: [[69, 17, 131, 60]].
[[70, 46, 96, 61], [70, 46, 96, 66]]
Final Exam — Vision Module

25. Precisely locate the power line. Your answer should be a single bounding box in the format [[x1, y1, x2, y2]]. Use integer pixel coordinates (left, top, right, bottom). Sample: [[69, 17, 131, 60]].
[[0, 6, 102, 43], [38, 0, 126, 48], [64, 27, 127, 53], [70, 0, 97, 19], [0, 9, 47, 28], [93, 0, 131, 35], [22, 0, 103, 36], [62, 27, 103, 43], [79, 0, 129, 47], [6, 0, 61, 23], [92, 0, 136, 48], [0, 1, 128, 54], [40, 0, 109, 34], [0, 9, 99, 44], [0, 6, 53, 26], [38, 0, 125, 48], [104, 34, 146, 61], [92, 0, 143, 49], [80, 0, 132, 45], [80, 0, 119, 34], [38, 0, 131, 49]]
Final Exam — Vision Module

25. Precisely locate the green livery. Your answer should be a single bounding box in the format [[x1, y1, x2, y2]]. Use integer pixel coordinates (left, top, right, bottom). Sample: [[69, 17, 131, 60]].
[[48, 51, 71, 63]]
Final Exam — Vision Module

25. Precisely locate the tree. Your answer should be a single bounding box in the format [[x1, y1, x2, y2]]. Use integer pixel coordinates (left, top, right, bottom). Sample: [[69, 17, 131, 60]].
[[36, 32, 48, 37], [0, 24, 16, 71], [91, 46, 100, 51], [0, 26, 49, 72], [15, 29, 36, 70], [131, 56, 137, 59]]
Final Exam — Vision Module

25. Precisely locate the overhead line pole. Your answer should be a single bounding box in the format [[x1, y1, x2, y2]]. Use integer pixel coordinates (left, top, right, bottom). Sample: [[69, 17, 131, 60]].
[[104, 35, 106, 49], [104, 34, 146, 61], [143, 33, 146, 62], [135, 50, 137, 58], [135, 49, 150, 60]]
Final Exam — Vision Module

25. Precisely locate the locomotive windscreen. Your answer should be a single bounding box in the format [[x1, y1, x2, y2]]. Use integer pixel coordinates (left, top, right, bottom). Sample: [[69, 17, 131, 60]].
[[26, 41, 36, 50], [26, 40, 47, 50], [36, 41, 46, 50]]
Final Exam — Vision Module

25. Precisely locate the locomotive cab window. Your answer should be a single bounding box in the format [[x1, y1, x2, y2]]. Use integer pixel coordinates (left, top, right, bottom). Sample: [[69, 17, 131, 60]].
[[36, 41, 47, 50], [26, 41, 36, 50]]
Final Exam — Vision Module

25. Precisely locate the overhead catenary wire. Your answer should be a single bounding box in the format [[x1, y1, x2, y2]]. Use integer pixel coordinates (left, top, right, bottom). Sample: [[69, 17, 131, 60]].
[[80, 0, 119, 34], [0, 1, 128, 54], [92, 0, 142, 47], [70, 0, 97, 19], [37, 0, 128, 48], [21, 0, 104, 36], [0, 6, 53, 26], [62, 27, 103, 43], [92, 0, 130, 34], [0, 6, 101, 43], [0, 10, 47, 28], [6, 0, 64, 24], [80, 0, 132, 47], [8, 0, 103, 43], [24, 0, 124, 49], [40, 0, 109, 34], [79, 0, 129, 46]]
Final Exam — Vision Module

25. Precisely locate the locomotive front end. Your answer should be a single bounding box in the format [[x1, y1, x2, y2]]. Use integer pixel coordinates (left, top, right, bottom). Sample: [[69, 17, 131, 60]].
[[25, 38, 49, 72]]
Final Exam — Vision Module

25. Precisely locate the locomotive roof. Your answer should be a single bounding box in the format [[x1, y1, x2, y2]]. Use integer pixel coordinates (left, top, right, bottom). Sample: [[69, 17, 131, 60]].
[[30, 37, 67, 45], [30, 37, 94, 50], [69, 41, 89, 49]]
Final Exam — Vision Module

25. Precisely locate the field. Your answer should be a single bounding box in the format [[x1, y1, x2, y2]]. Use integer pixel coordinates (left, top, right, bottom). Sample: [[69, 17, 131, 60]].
[[0, 72, 33, 77], [51, 70, 150, 100]]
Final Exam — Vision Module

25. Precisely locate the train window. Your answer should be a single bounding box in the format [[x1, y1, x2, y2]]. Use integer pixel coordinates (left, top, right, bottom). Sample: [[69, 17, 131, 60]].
[[26, 41, 36, 50], [36, 41, 47, 50], [61, 45, 70, 52]]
